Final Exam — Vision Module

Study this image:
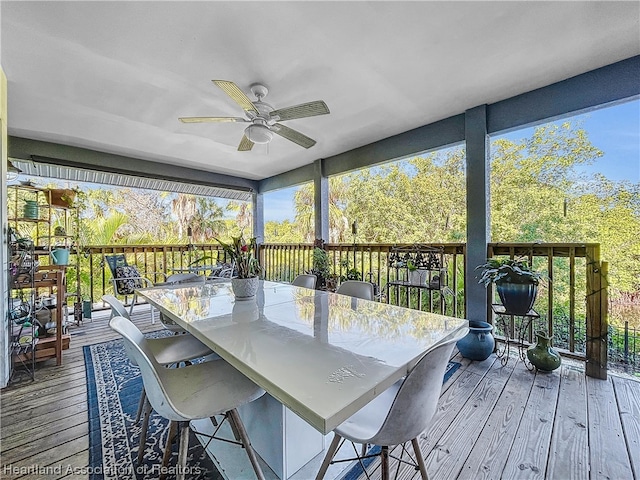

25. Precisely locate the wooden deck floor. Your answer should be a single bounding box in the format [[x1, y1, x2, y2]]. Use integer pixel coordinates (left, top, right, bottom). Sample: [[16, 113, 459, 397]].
[[1, 307, 639, 480]]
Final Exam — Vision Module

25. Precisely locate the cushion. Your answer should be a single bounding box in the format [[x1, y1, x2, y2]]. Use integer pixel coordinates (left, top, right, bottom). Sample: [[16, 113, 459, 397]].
[[114, 265, 144, 295]]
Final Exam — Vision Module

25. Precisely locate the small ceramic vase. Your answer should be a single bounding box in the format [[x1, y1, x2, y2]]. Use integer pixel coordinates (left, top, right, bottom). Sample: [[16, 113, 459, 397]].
[[527, 331, 561, 371]]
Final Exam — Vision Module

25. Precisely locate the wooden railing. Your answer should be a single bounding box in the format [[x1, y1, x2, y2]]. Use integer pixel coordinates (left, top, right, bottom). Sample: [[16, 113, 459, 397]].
[[488, 243, 607, 378], [74, 241, 607, 377], [78, 244, 226, 303]]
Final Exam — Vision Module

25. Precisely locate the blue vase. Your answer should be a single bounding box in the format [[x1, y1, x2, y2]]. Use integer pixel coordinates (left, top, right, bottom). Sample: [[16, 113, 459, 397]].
[[497, 282, 538, 315], [457, 320, 495, 361]]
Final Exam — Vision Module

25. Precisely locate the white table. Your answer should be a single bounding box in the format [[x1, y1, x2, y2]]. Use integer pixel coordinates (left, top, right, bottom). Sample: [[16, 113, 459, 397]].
[[138, 280, 468, 478]]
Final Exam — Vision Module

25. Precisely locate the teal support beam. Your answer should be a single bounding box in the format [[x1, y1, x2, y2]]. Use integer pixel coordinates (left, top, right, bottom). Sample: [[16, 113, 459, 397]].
[[253, 192, 264, 244], [314, 159, 329, 242], [465, 105, 490, 322]]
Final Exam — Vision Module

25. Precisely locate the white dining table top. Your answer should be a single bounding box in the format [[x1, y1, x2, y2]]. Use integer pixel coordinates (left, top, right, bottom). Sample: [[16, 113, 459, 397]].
[[138, 280, 468, 434]]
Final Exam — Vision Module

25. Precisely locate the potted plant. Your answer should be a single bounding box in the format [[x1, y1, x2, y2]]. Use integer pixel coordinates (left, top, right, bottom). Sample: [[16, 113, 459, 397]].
[[308, 239, 336, 290], [215, 234, 263, 300], [476, 257, 544, 315], [46, 188, 78, 208], [407, 260, 426, 285]]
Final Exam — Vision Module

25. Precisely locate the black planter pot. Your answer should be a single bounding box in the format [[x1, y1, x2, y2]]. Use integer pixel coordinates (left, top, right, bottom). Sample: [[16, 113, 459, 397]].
[[496, 282, 538, 315]]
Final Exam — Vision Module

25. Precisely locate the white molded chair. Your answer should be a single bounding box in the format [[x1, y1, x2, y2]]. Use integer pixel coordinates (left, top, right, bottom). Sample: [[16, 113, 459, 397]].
[[336, 280, 375, 301], [109, 315, 266, 480], [102, 294, 214, 444], [315, 327, 469, 480], [292, 273, 317, 289], [102, 295, 212, 364]]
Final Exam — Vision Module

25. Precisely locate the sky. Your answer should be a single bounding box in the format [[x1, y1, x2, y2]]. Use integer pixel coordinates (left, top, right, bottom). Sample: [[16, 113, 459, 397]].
[[264, 98, 640, 223]]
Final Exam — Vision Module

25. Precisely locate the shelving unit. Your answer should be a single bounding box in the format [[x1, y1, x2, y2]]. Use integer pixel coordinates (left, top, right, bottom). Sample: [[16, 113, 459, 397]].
[[7, 185, 77, 374], [7, 236, 38, 381], [385, 245, 449, 307]]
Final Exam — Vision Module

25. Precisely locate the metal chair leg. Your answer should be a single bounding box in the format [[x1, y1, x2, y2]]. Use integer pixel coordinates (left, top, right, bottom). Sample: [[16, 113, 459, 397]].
[[381, 445, 390, 480], [411, 438, 429, 480], [228, 408, 265, 480], [315, 433, 342, 480]]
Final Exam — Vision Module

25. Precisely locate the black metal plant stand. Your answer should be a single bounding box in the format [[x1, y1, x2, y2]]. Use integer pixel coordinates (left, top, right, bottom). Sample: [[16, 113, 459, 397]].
[[491, 304, 540, 371]]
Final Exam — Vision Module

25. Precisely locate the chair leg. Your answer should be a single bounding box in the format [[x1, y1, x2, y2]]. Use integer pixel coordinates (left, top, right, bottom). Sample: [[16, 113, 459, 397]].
[[315, 433, 342, 480], [135, 389, 147, 423], [129, 293, 136, 317], [160, 420, 178, 480], [411, 438, 429, 480], [176, 421, 190, 480], [381, 446, 389, 480], [228, 408, 265, 480], [137, 399, 153, 465]]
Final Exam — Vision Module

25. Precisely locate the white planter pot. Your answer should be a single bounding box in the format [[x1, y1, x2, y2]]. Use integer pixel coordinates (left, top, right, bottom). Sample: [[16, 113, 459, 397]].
[[231, 277, 259, 300], [408, 269, 427, 285]]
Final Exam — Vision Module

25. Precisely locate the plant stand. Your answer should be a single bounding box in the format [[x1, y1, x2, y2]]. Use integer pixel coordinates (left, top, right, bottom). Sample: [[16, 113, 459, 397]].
[[491, 304, 539, 370]]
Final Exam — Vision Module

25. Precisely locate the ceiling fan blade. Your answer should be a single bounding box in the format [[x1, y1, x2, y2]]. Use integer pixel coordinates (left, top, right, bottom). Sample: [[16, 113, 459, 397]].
[[238, 135, 254, 151], [179, 116, 247, 123], [272, 123, 316, 149], [213, 80, 259, 115], [270, 101, 330, 122]]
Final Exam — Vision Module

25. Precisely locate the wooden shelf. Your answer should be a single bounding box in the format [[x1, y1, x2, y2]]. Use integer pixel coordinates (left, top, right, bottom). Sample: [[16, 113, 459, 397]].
[[12, 335, 70, 363]]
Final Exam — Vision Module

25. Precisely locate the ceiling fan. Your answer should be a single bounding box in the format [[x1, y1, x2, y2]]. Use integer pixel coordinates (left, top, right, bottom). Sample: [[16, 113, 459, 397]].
[[179, 80, 330, 151]]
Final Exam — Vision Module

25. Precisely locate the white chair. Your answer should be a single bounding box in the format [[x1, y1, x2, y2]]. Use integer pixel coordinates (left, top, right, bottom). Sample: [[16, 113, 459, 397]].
[[315, 327, 469, 480], [109, 315, 266, 480], [336, 280, 374, 301], [102, 294, 214, 442], [292, 273, 317, 289]]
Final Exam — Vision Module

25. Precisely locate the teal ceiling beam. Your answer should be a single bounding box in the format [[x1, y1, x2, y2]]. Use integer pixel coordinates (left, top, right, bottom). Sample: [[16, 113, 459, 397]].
[[487, 55, 640, 135], [8, 136, 258, 193], [259, 55, 640, 193]]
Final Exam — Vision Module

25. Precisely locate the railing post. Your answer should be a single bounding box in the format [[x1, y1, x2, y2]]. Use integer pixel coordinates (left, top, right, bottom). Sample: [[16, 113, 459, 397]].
[[586, 245, 608, 379]]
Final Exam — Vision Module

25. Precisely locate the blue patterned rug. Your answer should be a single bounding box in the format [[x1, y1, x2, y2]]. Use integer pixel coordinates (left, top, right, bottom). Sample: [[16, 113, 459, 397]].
[[84, 333, 221, 480], [340, 361, 461, 480]]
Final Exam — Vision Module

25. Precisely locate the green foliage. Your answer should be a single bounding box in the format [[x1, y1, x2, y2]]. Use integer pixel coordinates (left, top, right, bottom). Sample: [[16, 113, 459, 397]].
[[215, 235, 261, 278], [475, 258, 544, 286]]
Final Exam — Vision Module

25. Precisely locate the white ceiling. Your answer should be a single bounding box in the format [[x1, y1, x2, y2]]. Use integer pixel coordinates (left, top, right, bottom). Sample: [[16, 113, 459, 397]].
[[1, 1, 639, 182]]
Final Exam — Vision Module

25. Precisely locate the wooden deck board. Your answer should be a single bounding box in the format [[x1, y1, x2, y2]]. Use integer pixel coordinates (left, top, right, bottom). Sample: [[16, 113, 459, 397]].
[[587, 374, 635, 480], [546, 365, 589, 480], [458, 358, 534, 480], [2, 307, 639, 480], [612, 375, 640, 479], [501, 369, 561, 479]]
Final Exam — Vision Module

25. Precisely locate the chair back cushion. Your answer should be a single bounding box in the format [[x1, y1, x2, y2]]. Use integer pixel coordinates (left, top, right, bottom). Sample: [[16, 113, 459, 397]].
[[114, 265, 144, 295]]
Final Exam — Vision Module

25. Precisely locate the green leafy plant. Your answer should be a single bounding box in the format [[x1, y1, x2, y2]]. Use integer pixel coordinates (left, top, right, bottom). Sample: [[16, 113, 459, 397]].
[[215, 235, 262, 279], [476, 258, 544, 286]]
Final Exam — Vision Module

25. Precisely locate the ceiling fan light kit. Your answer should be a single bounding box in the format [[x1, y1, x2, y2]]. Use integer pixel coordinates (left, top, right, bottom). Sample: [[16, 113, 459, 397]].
[[245, 123, 273, 144], [179, 80, 330, 151]]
